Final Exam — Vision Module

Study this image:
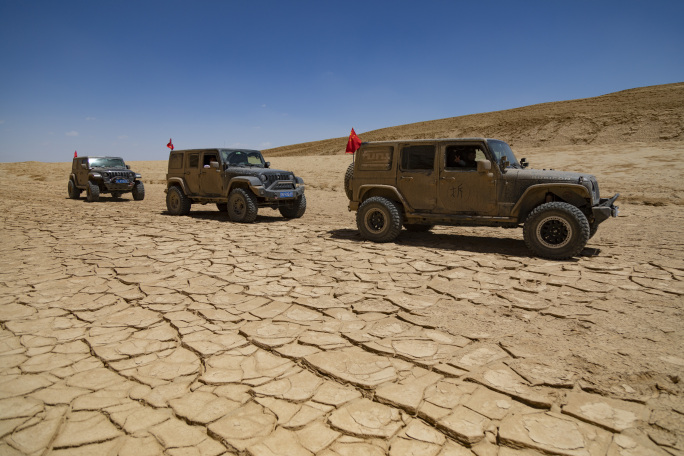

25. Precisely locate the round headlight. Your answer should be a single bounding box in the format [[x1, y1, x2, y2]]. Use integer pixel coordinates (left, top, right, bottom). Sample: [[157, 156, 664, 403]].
[[102, 172, 109, 177], [259, 174, 267, 183], [289, 174, 294, 181]]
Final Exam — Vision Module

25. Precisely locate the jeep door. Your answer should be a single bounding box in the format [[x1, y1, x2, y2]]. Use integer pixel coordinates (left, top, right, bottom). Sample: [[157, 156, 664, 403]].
[[75, 158, 89, 186], [199, 151, 222, 196], [437, 143, 497, 215], [185, 152, 201, 195], [397, 144, 438, 211]]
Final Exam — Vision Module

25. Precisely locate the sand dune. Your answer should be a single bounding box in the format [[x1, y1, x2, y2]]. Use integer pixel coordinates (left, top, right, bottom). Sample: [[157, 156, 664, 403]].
[[265, 82, 684, 156]]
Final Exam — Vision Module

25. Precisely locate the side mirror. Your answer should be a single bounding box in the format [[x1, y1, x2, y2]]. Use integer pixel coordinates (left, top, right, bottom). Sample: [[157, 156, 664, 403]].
[[210, 161, 219, 169], [477, 160, 492, 173], [81, 163, 88, 170], [126, 165, 131, 169], [265, 161, 270, 168], [520, 158, 529, 169]]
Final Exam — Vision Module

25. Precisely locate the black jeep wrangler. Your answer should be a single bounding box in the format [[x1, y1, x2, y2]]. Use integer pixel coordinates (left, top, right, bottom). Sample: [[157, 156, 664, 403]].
[[165, 148, 306, 222], [68, 156, 144, 202]]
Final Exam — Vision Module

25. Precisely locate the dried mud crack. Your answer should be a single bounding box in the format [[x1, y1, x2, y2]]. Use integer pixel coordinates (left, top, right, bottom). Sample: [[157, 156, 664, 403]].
[[1, 151, 683, 455]]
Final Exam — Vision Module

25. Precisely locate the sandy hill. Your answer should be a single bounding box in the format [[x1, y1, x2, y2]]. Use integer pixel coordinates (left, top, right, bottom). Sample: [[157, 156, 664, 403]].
[[264, 82, 684, 156]]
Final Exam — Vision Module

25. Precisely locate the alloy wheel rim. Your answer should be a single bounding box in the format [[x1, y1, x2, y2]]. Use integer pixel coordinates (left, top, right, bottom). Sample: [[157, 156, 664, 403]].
[[537, 216, 572, 248], [365, 208, 386, 233]]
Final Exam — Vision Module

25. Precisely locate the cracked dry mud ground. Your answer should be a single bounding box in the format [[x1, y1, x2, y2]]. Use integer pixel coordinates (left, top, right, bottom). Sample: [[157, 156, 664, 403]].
[[1, 145, 683, 456]]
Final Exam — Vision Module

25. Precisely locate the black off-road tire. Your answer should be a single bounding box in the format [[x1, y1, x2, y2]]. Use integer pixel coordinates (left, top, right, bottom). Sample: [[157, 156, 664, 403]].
[[228, 188, 258, 223], [132, 181, 145, 201], [68, 179, 81, 199], [404, 223, 434, 233], [588, 222, 598, 240], [279, 195, 307, 219], [356, 196, 402, 243], [86, 181, 100, 202], [166, 186, 191, 215], [523, 202, 590, 260], [344, 162, 354, 200], [216, 203, 228, 212]]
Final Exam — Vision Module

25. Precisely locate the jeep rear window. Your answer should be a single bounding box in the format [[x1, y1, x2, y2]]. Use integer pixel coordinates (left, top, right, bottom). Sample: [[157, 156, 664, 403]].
[[188, 153, 199, 168], [358, 146, 393, 171], [169, 153, 183, 169], [400, 145, 435, 170]]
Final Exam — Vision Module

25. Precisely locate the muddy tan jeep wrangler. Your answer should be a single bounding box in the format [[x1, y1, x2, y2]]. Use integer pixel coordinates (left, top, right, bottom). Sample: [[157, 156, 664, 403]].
[[165, 148, 306, 222], [345, 138, 618, 259]]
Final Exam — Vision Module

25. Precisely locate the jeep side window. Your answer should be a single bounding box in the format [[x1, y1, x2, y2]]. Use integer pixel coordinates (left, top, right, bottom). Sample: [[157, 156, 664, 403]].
[[188, 153, 199, 168], [358, 146, 393, 170], [400, 145, 435, 171], [169, 153, 183, 169], [444, 146, 485, 171], [203, 153, 218, 168]]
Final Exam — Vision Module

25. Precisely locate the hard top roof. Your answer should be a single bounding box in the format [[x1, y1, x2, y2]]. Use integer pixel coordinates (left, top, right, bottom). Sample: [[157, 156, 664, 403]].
[[360, 137, 495, 146], [170, 148, 261, 153]]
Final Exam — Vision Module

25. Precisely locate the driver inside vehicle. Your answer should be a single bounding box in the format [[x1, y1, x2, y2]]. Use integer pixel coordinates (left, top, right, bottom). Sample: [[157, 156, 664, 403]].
[[462, 149, 477, 168]]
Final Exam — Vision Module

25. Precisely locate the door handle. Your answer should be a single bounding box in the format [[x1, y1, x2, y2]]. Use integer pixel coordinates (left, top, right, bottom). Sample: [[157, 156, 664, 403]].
[[400, 177, 414, 181], [441, 177, 456, 181]]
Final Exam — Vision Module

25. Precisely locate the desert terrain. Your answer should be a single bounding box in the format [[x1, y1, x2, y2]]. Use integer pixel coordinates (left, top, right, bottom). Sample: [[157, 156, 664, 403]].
[[0, 83, 683, 455]]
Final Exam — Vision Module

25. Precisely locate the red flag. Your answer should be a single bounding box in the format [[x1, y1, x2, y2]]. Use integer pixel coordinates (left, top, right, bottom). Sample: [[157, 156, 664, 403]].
[[74, 151, 78, 158], [345, 128, 362, 154], [167, 138, 174, 150]]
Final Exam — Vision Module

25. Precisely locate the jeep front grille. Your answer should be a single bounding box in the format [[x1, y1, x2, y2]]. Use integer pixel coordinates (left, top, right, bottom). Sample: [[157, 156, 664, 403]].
[[105, 171, 132, 178], [265, 173, 295, 190]]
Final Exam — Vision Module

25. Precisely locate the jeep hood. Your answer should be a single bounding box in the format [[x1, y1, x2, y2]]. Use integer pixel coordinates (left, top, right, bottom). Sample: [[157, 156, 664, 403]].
[[505, 168, 600, 204], [506, 168, 595, 184], [227, 166, 293, 176], [91, 166, 129, 171]]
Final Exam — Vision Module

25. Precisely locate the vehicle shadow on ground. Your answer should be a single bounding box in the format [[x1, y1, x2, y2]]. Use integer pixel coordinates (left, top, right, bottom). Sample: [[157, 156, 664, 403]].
[[329, 228, 532, 257], [67, 197, 135, 203], [160, 210, 288, 224], [328, 228, 598, 259]]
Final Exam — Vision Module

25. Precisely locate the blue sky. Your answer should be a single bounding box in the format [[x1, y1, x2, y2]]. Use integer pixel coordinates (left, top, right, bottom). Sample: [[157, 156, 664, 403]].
[[1, 0, 682, 162]]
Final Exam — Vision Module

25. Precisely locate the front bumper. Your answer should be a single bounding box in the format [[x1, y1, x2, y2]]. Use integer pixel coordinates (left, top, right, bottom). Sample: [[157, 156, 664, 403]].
[[103, 181, 135, 191], [592, 193, 619, 225], [255, 185, 305, 201]]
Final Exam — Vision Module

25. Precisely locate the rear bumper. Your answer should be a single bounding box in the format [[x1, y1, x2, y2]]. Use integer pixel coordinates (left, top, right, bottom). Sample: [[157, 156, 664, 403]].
[[592, 193, 619, 225]]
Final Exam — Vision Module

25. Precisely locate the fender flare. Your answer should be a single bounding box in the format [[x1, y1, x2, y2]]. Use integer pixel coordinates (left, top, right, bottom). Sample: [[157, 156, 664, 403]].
[[166, 177, 189, 195], [358, 185, 410, 210], [226, 176, 263, 197], [512, 183, 592, 220]]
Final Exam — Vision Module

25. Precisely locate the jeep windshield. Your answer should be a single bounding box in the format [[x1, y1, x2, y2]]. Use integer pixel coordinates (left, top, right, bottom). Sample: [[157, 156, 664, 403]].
[[88, 157, 126, 168], [487, 140, 521, 169], [221, 150, 266, 167]]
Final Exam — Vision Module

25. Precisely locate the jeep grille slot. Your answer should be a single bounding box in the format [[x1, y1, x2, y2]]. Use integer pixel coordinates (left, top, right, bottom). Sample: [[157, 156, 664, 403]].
[[108, 171, 132, 178], [264, 173, 295, 190]]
